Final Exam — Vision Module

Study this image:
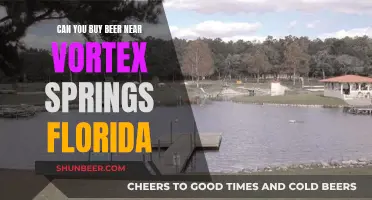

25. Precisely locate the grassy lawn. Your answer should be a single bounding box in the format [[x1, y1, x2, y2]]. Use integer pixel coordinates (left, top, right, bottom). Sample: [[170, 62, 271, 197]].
[[0, 81, 342, 107], [231, 92, 347, 106], [150, 84, 192, 105]]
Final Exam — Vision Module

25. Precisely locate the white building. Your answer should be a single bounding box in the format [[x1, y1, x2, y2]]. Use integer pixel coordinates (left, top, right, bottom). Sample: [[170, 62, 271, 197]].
[[320, 75, 372, 100], [270, 81, 286, 96]]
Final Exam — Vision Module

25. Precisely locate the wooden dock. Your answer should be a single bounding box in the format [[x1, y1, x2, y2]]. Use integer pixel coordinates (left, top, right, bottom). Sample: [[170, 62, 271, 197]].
[[152, 133, 222, 150], [151, 133, 222, 174], [343, 106, 372, 115]]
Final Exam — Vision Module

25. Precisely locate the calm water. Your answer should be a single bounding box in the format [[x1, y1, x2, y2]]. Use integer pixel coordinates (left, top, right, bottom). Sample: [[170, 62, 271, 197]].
[[193, 102, 372, 172], [1, 101, 372, 172]]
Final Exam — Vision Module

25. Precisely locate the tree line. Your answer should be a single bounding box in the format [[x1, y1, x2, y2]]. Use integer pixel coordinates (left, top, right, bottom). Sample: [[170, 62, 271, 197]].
[[176, 36, 372, 85]]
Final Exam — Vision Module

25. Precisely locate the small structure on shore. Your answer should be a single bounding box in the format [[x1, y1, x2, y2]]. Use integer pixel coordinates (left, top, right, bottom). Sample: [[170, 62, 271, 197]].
[[270, 81, 285, 96], [320, 75, 372, 100]]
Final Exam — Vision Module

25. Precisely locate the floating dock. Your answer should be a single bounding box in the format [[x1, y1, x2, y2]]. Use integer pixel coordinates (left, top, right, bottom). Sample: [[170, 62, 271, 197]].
[[152, 133, 222, 150], [343, 106, 372, 115], [151, 133, 222, 174]]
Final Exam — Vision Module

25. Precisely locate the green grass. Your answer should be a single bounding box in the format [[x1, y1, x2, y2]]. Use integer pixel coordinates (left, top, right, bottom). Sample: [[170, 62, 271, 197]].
[[231, 92, 347, 106], [151, 84, 192, 106], [0, 81, 340, 107]]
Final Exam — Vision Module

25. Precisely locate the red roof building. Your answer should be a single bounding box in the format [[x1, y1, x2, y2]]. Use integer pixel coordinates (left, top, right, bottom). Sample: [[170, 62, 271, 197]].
[[320, 75, 372, 83], [320, 75, 372, 100]]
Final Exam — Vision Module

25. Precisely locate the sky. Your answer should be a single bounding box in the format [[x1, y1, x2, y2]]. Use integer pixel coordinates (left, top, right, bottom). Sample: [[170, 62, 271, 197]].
[[1, 0, 372, 49], [164, 0, 372, 42]]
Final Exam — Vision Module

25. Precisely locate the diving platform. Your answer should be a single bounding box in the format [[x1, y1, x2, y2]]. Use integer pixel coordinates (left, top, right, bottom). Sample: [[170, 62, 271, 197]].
[[343, 106, 372, 115], [152, 133, 222, 150], [151, 133, 222, 174]]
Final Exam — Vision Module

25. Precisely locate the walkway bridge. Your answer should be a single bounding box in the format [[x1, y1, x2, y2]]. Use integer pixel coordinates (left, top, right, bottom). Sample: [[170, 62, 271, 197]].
[[151, 133, 222, 174]]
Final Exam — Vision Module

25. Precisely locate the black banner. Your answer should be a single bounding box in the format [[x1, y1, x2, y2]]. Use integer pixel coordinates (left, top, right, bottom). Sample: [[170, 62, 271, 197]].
[[29, 171, 372, 198]]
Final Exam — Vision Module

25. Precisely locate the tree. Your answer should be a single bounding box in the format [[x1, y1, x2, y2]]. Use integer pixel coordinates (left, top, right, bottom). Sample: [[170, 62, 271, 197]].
[[181, 40, 214, 87], [334, 54, 364, 75], [283, 41, 310, 85], [19, 48, 54, 81], [223, 54, 241, 80], [311, 50, 334, 78], [242, 48, 270, 83]]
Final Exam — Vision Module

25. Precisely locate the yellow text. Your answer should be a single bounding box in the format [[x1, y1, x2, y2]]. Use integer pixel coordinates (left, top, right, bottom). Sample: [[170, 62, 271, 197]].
[[47, 121, 152, 153]]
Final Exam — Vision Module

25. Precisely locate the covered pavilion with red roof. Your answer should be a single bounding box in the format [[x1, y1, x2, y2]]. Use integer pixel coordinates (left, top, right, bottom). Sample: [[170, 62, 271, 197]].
[[319, 75, 372, 99]]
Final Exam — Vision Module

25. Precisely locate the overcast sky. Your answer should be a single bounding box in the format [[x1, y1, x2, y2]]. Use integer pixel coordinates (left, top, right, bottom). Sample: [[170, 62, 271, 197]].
[[1, 1, 372, 49]]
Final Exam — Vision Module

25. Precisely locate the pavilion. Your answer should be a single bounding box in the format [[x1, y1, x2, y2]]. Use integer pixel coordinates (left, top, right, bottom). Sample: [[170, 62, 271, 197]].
[[319, 75, 372, 100]]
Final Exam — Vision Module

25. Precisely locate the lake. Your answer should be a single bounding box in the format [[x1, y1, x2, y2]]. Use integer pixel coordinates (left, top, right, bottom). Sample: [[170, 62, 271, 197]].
[[192, 102, 372, 172], [1, 101, 372, 173]]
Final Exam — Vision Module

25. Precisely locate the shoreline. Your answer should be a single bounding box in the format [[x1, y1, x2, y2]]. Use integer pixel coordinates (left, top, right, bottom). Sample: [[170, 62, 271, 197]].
[[0, 99, 201, 118], [2, 158, 372, 175], [210, 96, 347, 108], [0, 100, 347, 119], [231, 101, 346, 108], [229, 92, 349, 108], [216, 158, 372, 174]]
